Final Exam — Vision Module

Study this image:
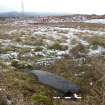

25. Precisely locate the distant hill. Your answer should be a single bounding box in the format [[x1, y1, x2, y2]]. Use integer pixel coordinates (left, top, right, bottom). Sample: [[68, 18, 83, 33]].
[[0, 12, 105, 22], [0, 12, 65, 17]]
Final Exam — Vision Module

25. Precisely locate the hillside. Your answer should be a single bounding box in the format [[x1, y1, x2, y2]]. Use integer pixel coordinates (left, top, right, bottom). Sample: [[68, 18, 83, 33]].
[[0, 16, 105, 105]]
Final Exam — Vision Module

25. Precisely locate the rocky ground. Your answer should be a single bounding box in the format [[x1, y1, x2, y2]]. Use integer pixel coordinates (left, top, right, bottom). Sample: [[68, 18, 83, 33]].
[[0, 17, 105, 105]]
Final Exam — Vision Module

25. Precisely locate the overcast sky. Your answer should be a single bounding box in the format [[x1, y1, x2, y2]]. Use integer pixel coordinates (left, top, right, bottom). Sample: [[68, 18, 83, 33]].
[[0, 0, 105, 14]]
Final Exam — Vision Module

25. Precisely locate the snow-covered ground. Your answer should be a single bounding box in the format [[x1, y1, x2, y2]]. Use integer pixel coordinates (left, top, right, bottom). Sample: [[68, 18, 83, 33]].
[[84, 19, 105, 24], [88, 46, 105, 56], [1, 20, 105, 65]]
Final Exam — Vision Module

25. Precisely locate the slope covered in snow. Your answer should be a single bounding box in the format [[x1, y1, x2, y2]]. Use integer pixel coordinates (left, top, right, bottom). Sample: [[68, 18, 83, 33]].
[[84, 19, 105, 24]]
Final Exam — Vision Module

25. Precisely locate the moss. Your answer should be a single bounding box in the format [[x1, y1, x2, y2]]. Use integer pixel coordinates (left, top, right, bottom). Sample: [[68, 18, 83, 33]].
[[48, 42, 68, 50], [34, 47, 43, 51], [11, 60, 33, 70], [90, 45, 98, 50], [32, 94, 53, 105]]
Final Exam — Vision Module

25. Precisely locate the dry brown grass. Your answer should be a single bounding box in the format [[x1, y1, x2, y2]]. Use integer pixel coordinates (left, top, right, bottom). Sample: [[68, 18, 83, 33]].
[[42, 57, 105, 105], [88, 36, 105, 48], [0, 19, 105, 105]]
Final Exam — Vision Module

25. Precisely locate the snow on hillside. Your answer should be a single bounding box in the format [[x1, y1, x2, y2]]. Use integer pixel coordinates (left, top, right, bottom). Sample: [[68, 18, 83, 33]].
[[84, 19, 105, 24]]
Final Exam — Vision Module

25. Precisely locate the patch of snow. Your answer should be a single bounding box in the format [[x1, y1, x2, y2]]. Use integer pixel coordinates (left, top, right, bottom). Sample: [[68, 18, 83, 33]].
[[79, 39, 89, 46], [56, 51, 67, 56], [88, 46, 105, 56], [0, 52, 18, 60], [2, 41, 36, 49], [7, 29, 17, 35], [34, 52, 46, 57], [84, 19, 105, 24]]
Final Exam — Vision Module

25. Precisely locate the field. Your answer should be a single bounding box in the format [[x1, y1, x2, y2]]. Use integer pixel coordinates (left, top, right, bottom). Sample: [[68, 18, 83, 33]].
[[0, 16, 105, 105]]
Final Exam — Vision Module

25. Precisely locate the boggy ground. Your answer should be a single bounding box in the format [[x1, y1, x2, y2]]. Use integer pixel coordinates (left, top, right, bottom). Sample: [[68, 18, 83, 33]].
[[0, 19, 105, 105]]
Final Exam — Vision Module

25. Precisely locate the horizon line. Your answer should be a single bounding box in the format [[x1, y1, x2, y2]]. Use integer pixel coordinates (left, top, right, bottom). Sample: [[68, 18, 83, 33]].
[[0, 11, 105, 16]]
